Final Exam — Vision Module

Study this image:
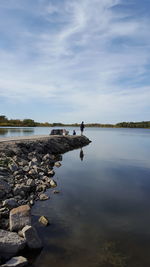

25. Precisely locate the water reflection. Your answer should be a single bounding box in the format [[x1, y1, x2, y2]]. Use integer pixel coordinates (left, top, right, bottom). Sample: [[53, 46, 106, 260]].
[[0, 128, 8, 136], [79, 148, 84, 161], [31, 128, 150, 267], [0, 127, 34, 137]]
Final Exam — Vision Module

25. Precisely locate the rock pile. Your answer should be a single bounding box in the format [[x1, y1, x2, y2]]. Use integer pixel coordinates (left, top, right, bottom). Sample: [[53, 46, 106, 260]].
[[0, 135, 91, 265], [0, 151, 60, 231]]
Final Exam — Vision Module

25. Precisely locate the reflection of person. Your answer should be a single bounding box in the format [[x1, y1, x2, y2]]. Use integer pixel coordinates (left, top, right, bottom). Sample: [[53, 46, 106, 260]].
[[80, 121, 85, 135], [73, 130, 76, 135], [80, 148, 84, 161]]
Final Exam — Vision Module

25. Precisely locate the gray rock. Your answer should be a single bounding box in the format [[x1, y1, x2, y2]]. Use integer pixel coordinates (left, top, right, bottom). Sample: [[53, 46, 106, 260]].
[[42, 154, 49, 161], [14, 175, 22, 181], [8, 163, 18, 172], [28, 160, 37, 167], [28, 169, 36, 175], [26, 179, 35, 187], [42, 176, 49, 182], [22, 225, 42, 249], [18, 160, 28, 167], [0, 207, 7, 213], [17, 200, 28, 206], [1, 256, 28, 267], [22, 166, 29, 172], [0, 218, 9, 230], [54, 161, 61, 167], [38, 216, 49, 226], [0, 167, 8, 172], [0, 230, 26, 258], [9, 205, 31, 232], [29, 199, 34, 206], [32, 157, 38, 163], [39, 172, 45, 177], [0, 180, 11, 199], [3, 199, 18, 210], [13, 171, 20, 177], [32, 165, 38, 173], [36, 184, 46, 192], [53, 190, 60, 194], [39, 193, 49, 201], [48, 169, 55, 177], [13, 184, 30, 196], [50, 179, 57, 188], [0, 208, 9, 219]]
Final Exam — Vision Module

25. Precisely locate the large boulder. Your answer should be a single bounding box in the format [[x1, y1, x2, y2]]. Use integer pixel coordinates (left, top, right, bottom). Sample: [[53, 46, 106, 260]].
[[9, 205, 31, 232], [0, 230, 26, 259], [1, 256, 28, 267], [22, 225, 42, 249]]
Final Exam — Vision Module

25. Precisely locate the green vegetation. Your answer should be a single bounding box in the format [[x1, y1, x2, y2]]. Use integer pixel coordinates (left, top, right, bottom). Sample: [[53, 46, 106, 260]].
[[0, 115, 150, 128], [115, 121, 150, 128]]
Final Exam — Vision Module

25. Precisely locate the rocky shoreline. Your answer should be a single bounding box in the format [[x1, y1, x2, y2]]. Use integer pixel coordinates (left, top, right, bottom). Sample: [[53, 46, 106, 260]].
[[0, 135, 91, 266]]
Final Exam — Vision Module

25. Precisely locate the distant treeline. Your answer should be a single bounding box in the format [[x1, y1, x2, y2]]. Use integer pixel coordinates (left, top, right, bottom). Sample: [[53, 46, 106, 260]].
[[0, 115, 150, 128]]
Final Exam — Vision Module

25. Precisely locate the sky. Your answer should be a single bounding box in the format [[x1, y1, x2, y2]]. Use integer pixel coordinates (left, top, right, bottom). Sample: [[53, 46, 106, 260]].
[[0, 0, 150, 123]]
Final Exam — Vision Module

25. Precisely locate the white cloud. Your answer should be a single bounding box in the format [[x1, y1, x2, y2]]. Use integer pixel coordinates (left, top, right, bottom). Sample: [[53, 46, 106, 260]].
[[0, 0, 150, 122]]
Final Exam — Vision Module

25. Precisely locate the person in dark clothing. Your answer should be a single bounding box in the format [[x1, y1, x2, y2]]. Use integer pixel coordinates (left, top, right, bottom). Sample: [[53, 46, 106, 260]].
[[80, 121, 85, 135], [73, 130, 76, 135]]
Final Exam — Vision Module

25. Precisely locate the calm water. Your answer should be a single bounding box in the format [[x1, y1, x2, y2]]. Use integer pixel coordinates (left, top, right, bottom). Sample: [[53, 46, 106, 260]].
[[1, 127, 150, 266]]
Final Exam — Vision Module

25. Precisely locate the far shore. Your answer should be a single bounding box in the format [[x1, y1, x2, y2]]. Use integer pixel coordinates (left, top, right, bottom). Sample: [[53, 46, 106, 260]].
[[0, 115, 150, 129]]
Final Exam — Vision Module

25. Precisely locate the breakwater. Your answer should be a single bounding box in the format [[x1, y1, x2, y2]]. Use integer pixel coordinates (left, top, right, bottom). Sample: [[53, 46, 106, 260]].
[[0, 135, 91, 265]]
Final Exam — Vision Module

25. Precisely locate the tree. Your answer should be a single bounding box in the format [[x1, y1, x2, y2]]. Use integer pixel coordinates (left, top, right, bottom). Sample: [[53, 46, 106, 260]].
[[22, 119, 36, 127], [0, 115, 8, 123]]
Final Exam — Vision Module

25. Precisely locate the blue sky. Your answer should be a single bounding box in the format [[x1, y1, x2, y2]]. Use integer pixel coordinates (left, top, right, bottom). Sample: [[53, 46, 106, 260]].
[[0, 0, 150, 123]]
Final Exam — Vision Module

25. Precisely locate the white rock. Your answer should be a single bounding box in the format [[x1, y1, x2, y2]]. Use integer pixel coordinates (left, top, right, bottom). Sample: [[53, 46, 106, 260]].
[[54, 162, 61, 168], [39, 193, 49, 201], [1, 256, 28, 267], [22, 225, 42, 249], [48, 170, 55, 177], [32, 157, 38, 163], [38, 216, 49, 226], [28, 169, 36, 175], [50, 179, 57, 188]]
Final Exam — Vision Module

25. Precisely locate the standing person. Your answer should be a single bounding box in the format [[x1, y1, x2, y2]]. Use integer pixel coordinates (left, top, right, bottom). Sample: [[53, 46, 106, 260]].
[[80, 121, 85, 135]]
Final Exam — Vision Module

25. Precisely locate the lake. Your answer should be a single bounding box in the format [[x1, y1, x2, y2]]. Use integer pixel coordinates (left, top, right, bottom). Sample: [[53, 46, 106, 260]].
[[1, 127, 150, 267]]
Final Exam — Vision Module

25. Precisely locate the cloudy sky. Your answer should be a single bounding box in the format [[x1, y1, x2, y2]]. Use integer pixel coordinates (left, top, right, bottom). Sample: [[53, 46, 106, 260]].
[[0, 0, 150, 123]]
